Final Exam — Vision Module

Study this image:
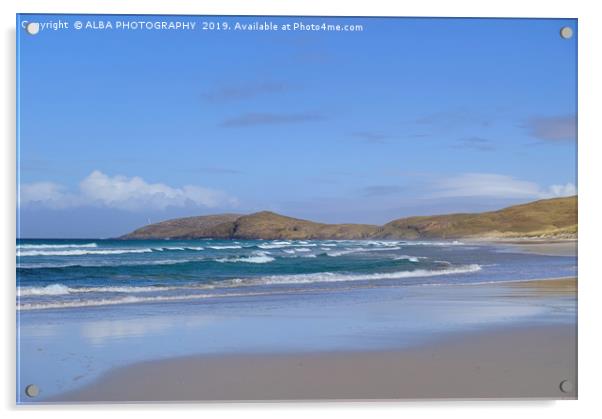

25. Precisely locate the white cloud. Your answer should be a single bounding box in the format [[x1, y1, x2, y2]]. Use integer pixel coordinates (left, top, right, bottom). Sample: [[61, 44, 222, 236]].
[[544, 183, 577, 198], [19, 170, 238, 211], [432, 173, 576, 200], [19, 182, 78, 209]]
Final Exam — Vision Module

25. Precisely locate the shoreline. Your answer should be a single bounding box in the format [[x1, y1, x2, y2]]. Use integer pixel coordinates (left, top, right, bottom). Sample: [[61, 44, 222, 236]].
[[469, 238, 577, 257], [45, 278, 577, 403]]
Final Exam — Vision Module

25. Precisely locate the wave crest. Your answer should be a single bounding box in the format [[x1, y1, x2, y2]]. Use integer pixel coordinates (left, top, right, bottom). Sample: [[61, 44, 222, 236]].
[[226, 264, 482, 286], [17, 248, 154, 257], [215, 252, 275, 264], [17, 243, 98, 250]]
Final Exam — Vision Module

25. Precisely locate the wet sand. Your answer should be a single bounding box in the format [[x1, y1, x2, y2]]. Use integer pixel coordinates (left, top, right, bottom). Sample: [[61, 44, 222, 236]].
[[48, 278, 577, 403], [506, 277, 577, 294], [487, 239, 577, 257]]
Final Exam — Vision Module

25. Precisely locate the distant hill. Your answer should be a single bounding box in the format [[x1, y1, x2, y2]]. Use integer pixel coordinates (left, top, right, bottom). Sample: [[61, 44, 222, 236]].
[[380, 196, 577, 239], [121, 211, 379, 240], [120, 196, 577, 240], [121, 214, 242, 240], [231, 211, 378, 240]]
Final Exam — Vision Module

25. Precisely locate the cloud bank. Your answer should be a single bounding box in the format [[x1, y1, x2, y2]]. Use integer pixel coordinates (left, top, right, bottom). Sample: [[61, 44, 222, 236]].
[[432, 173, 576, 199], [19, 170, 238, 211]]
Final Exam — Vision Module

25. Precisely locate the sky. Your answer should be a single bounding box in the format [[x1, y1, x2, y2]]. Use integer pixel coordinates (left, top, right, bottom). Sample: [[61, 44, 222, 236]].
[[17, 15, 577, 238]]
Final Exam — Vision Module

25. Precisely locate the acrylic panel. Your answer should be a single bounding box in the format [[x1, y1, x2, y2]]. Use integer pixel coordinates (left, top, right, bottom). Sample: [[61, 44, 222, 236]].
[[16, 14, 577, 403]]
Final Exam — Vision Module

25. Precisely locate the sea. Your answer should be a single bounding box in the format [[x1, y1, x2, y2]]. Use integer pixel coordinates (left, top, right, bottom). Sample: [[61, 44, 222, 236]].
[[16, 238, 576, 311], [16, 238, 577, 401]]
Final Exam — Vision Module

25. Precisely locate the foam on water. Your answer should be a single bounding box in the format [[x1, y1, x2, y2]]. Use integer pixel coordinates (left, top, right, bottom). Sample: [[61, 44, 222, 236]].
[[17, 243, 98, 249], [18, 294, 215, 311], [403, 240, 464, 246], [17, 258, 199, 269], [225, 264, 482, 286], [17, 248, 155, 257], [19, 287, 331, 311], [394, 255, 422, 262], [18, 284, 71, 296], [19, 238, 569, 314], [215, 252, 275, 264], [327, 247, 401, 257], [258, 241, 292, 249], [18, 284, 175, 296], [17, 245, 208, 257]]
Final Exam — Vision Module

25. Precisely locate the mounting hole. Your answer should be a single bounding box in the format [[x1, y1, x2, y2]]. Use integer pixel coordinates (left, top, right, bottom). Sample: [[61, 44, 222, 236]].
[[25, 384, 39, 398], [25, 22, 40, 35], [560, 26, 573, 40], [559, 379, 574, 393]]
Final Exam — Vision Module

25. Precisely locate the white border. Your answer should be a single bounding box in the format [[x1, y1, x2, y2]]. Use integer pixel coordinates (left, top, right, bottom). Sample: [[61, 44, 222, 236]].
[[2, 1, 600, 418]]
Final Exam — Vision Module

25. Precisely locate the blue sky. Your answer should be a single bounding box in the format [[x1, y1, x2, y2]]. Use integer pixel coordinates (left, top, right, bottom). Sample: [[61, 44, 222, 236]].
[[17, 15, 577, 238]]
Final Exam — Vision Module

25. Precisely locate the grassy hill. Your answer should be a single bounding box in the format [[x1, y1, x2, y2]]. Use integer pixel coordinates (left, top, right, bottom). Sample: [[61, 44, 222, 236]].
[[232, 211, 378, 240], [121, 214, 241, 239], [121, 211, 379, 240], [380, 196, 577, 239], [120, 196, 577, 240]]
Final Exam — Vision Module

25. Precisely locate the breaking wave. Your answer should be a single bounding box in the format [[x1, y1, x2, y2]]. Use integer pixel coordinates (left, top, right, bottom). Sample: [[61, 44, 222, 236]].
[[17, 264, 483, 310], [215, 252, 275, 264], [17, 243, 98, 249], [17, 248, 155, 257], [224, 264, 482, 286], [326, 247, 401, 257], [18, 284, 176, 296]]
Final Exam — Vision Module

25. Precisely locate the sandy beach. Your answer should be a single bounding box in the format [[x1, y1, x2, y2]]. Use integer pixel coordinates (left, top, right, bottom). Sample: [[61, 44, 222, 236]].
[[484, 239, 577, 257], [47, 278, 577, 402]]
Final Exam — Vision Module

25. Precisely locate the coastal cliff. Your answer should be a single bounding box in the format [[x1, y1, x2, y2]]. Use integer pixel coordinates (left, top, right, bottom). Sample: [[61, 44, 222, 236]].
[[120, 196, 577, 240]]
